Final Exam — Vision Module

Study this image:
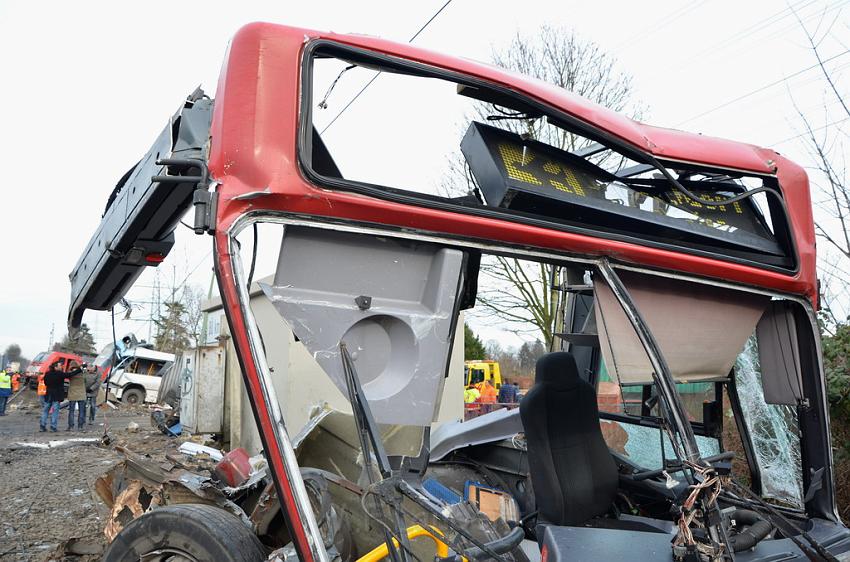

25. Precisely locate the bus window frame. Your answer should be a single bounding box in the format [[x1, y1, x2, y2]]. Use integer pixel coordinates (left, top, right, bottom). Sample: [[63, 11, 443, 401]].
[[297, 41, 799, 275]]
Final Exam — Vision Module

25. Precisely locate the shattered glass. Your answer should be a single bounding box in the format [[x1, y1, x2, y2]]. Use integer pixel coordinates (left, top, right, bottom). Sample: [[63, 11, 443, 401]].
[[735, 335, 804, 507]]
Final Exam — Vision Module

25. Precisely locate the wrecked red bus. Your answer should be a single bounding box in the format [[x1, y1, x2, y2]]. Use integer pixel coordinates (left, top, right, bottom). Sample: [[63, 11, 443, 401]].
[[69, 23, 845, 562]]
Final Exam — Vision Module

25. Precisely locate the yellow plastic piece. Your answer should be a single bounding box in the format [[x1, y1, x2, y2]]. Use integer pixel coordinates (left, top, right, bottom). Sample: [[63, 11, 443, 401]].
[[357, 524, 459, 561]]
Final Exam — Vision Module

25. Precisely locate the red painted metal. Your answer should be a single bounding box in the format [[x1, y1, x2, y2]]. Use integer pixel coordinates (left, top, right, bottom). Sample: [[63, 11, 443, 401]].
[[213, 447, 252, 488], [208, 22, 817, 305], [213, 231, 316, 561], [206, 23, 819, 556]]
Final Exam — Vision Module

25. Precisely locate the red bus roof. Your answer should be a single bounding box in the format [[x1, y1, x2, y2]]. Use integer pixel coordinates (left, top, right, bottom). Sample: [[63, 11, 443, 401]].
[[209, 23, 816, 304]]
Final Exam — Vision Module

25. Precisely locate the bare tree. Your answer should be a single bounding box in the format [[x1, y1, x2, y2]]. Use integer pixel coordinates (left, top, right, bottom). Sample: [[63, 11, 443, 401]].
[[121, 262, 207, 350], [789, 7, 850, 322], [490, 26, 646, 153], [181, 284, 205, 347], [154, 281, 204, 352], [477, 257, 560, 347], [466, 26, 646, 347], [154, 301, 193, 354]]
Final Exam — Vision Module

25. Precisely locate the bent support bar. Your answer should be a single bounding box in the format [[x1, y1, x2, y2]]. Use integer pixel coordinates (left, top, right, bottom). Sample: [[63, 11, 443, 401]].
[[67, 91, 213, 328]]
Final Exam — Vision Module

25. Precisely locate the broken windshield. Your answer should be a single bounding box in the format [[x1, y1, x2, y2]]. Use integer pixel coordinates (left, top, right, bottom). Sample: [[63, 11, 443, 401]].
[[227, 219, 816, 561], [588, 270, 805, 507]]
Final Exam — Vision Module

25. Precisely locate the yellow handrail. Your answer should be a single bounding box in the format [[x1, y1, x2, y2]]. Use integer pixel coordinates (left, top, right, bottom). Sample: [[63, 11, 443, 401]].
[[357, 524, 458, 561]]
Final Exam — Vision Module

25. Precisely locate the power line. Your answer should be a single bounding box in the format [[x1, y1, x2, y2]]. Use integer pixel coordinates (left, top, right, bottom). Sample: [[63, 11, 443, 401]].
[[611, 1, 707, 53], [320, 0, 454, 134], [676, 47, 850, 126], [408, 0, 453, 42], [649, 0, 843, 81], [772, 115, 850, 145]]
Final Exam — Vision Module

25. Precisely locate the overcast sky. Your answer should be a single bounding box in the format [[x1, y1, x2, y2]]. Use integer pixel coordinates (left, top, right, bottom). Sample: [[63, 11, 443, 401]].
[[1, 0, 848, 358]]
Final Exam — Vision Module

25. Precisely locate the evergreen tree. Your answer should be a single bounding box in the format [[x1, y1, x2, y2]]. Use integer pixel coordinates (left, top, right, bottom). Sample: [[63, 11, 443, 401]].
[[464, 323, 486, 361], [60, 324, 97, 356]]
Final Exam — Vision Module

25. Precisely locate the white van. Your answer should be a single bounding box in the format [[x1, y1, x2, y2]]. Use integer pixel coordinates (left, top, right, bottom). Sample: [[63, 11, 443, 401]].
[[108, 347, 175, 404]]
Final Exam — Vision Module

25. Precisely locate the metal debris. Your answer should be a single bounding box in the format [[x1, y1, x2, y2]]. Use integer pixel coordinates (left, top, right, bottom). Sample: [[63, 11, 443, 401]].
[[95, 447, 252, 542]]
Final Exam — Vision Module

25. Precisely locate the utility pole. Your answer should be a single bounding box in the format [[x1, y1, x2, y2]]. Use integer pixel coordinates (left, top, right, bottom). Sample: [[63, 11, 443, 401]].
[[48, 323, 55, 351]]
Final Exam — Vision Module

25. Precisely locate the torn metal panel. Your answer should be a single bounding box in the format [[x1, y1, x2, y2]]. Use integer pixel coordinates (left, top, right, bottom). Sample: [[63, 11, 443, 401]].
[[430, 407, 522, 461], [104, 479, 161, 542], [294, 408, 424, 477], [261, 226, 464, 426], [248, 480, 279, 536], [95, 448, 253, 543]]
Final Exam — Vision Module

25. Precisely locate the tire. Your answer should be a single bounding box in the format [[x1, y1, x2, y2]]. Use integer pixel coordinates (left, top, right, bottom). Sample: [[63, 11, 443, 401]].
[[103, 503, 267, 562], [122, 388, 145, 405]]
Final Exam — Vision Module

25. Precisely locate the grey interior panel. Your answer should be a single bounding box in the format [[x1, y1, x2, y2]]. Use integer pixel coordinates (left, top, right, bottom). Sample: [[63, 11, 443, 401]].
[[541, 524, 830, 561], [261, 226, 463, 426], [429, 407, 523, 461], [757, 300, 804, 405]]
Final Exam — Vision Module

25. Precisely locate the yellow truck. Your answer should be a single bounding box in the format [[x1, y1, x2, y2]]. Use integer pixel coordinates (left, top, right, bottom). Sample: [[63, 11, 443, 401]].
[[464, 360, 502, 389]]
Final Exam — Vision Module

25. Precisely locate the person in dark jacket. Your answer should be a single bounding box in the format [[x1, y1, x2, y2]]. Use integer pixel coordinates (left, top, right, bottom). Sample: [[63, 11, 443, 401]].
[[84, 365, 99, 426], [497, 379, 518, 404], [40, 361, 82, 432]]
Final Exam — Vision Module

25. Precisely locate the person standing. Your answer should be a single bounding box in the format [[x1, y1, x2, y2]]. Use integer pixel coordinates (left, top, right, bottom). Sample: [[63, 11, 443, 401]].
[[479, 379, 498, 414], [497, 379, 517, 404], [41, 361, 81, 432], [0, 369, 11, 416], [84, 365, 99, 426], [66, 362, 88, 431], [37, 372, 48, 406]]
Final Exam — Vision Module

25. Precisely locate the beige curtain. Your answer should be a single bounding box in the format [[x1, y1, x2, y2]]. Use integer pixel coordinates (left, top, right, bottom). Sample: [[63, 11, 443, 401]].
[[594, 270, 769, 384]]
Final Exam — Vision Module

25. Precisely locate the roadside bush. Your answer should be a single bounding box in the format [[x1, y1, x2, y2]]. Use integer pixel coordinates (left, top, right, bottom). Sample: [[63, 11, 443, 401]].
[[822, 323, 850, 519]]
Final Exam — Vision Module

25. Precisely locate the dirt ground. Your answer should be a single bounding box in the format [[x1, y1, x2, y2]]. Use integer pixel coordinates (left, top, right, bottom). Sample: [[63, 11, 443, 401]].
[[0, 388, 181, 561]]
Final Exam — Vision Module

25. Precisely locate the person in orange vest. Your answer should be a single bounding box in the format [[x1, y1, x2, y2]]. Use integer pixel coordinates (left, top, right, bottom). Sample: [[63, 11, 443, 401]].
[[11, 372, 21, 393], [478, 379, 498, 413], [37, 373, 48, 404]]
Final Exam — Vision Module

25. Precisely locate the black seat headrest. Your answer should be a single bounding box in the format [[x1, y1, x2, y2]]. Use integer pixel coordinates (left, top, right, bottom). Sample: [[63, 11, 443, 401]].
[[535, 352, 581, 389]]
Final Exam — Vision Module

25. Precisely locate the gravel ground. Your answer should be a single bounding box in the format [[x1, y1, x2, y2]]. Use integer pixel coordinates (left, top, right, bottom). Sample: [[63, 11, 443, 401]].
[[0, 388, 174, 561]]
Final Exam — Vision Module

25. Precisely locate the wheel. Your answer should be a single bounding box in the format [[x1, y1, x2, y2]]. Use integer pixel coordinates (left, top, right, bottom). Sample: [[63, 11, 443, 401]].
[[103, 503, 267, 562], [122, 388, 145, 405]]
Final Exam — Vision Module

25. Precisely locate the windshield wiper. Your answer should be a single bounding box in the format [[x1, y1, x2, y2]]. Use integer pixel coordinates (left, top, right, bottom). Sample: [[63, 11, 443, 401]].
[[340, 343, 515, 562], [340, 342, 411, 562]]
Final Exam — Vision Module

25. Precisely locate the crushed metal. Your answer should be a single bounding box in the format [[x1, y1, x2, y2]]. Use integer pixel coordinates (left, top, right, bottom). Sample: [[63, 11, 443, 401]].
[[95, 446, 253, 542]]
